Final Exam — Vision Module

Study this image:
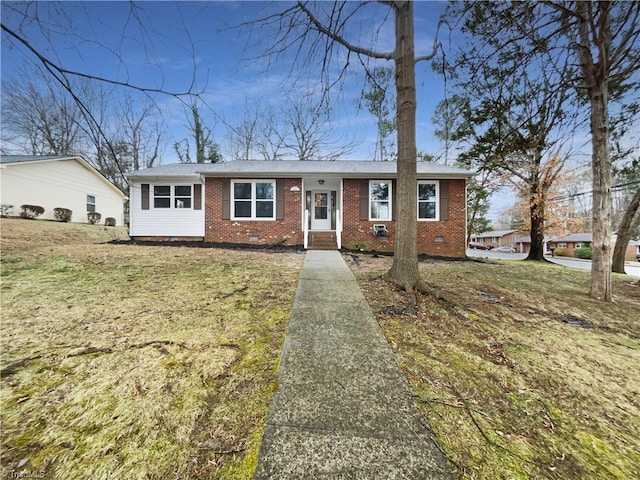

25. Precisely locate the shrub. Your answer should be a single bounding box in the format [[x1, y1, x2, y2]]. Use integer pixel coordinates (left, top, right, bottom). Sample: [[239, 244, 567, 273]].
[[0, 204, 14, 217], [20, 205, 45, 219], [349, 240, 371, 251], [553, 247, 567, 257], [104, 217, 116, 227], [574, 246, 593, 260], [87, 212, 102, 225], [53, 207, 73, 222]]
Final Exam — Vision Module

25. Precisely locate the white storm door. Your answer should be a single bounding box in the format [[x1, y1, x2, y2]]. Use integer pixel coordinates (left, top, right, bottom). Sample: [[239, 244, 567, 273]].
[[311, 191, 331, 230]]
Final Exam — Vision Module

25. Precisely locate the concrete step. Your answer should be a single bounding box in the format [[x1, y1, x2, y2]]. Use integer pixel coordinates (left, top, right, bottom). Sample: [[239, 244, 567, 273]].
[[308, 232, 337, 250]]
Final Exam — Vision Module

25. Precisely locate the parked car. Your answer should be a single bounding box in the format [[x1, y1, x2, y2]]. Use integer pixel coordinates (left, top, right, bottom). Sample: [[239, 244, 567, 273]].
[[636, 251, 640, 262], [469, 242, 489, 250], [492, 245, 516, 253]]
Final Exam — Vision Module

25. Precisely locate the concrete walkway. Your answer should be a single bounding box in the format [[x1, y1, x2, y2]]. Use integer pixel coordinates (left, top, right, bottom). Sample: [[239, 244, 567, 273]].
[[254, 251, 455, 479]]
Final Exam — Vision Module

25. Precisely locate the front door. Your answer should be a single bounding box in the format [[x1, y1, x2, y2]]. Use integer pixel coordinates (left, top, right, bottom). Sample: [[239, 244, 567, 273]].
[[311, 191, 331, 230]]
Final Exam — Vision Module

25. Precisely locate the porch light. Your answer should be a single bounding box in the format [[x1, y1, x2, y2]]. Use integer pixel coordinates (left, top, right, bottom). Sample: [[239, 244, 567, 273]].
[[290, 186, 301, 192]]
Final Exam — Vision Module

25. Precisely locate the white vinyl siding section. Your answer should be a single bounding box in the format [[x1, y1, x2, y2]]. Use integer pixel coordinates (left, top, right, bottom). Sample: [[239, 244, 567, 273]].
[[129, 180, 204, 237], [0, 159, 125, 225]]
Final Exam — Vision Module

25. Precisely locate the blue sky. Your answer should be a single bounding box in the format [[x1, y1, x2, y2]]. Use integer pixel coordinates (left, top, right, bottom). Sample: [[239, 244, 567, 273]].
[[1, 1, 451, 162]]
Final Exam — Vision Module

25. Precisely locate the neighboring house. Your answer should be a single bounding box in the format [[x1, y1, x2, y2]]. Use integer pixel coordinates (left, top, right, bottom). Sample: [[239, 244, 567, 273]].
[[549, 233, 640, 261], [513, 235, 552, 254], [470, 230, 525, 249], [613, 235, 640, 262], [0, 155, 126, 225], [628, 240, 640, 262], [127, 160, 474, 257], [548, 233, 592, 256]]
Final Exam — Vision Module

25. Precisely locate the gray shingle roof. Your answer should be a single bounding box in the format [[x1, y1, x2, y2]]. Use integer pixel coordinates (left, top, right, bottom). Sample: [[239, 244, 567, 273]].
[[127, 160, 475, 179], [0, 155, 79, 164], [555, 233, 593, 242], [471, 230, 519, 238]]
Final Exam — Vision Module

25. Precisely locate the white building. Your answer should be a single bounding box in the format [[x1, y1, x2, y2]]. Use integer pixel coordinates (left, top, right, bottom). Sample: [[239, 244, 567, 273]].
[[0, 155, 126, 225]]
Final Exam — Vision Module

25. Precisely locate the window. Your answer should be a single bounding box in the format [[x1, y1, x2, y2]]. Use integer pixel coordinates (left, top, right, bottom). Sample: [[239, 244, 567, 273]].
[[369, 181, 391, 220], [174, 186, 192, 208], [232, 180, 275, 220], [557, 242, 567, 248], [153, 185, 192, 209], [86, 195, 96, 213], [417, 181, 439, 220]]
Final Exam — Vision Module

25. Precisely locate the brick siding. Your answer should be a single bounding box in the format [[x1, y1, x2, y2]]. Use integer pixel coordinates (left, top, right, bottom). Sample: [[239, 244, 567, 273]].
[[204, 177, 304, 246], [203, 176, 466, 257], [341, 178, 466, 258]]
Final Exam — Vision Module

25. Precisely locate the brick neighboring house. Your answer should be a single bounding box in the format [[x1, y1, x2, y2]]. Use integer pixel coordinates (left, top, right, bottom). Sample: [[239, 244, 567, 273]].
[[548, 233, 592, 256], [469, 230, 525, 249], [514, 235, 553, 254], [127, 160, 474, 257], [549, 233, 640, 261]]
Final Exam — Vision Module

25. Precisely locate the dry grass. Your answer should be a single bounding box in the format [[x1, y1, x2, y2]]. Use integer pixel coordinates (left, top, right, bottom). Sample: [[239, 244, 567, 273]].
[[348, 254, 640, 480], [1, 218, 303, 479]]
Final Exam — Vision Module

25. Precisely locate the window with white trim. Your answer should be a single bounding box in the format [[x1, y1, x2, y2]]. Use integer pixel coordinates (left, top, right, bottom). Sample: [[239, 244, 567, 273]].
[[417, 181, 439, 221], [153, 185, 192, 209], [369, 181, 391, 220], [232, 180, 275, 220], [86, 195, 96, 213]]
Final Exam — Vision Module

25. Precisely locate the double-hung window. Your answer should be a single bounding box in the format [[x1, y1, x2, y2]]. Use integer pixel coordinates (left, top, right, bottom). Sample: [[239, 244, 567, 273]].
[[153, 185, 192, 209], [86, 195, 96, 213], [417, 181, 439, 220], [232, 180, 275, 220], [369, 181, 391, 221]]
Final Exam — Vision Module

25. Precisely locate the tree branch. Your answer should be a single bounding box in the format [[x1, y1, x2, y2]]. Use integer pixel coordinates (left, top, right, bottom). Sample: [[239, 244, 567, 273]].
[[1, 23, 194, 97], [296, 1, 394, 60], [415, 18, 451, 63]]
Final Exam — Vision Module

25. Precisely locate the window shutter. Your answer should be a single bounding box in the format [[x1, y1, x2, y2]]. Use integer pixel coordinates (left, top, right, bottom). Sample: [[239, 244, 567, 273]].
[[222, 180, 230, 220], [360, 181, 369, 220], [193, 184, 202, 210], [439, 180, 449, 220], [276, 180, 285, 220], [141, 183, 150, 210]]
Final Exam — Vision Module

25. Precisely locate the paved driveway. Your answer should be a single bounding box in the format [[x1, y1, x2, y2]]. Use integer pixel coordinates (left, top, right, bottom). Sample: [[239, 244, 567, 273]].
[[466, 249, 640, 277]]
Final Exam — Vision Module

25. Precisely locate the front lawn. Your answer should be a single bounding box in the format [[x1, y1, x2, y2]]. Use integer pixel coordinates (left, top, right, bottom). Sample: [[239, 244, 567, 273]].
[[0, 219, 303, 479], [349, 255, 640, 480]]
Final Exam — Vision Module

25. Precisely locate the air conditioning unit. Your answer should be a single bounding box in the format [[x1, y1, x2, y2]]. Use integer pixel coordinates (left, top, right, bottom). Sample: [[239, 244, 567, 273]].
[[373, 224, 388, 236]]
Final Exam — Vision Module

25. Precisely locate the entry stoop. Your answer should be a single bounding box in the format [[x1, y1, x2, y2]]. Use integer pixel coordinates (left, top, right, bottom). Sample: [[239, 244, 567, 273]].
[[307, 231, 338, 250]]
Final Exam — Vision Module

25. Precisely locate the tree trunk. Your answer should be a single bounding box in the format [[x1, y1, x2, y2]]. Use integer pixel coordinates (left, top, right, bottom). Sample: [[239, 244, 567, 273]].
[[588, 83, 613, 300], [526, 187, 545, 261], [575, 2, 613, 301], [612, 188, 640, 273], [384, 1, 421, 290]]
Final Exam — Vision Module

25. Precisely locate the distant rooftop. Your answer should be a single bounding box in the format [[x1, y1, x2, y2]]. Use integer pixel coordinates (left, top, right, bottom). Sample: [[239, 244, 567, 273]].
[[555, 233, 593, 242], [471, 230, 520, 239]]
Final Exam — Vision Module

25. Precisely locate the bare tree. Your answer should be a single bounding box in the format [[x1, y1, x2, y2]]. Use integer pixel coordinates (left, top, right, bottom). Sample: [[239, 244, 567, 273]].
[[282, 92, 354, 161], [225, 102, 260, 160], [175, 100, 221, 164], [1, 76, 82, 155], [546, 1, 639, 300], [246, 1, 444, 291], [2, 1, 199, 189], [447, 1, 639, 300], [361, 66, 396, 161]]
